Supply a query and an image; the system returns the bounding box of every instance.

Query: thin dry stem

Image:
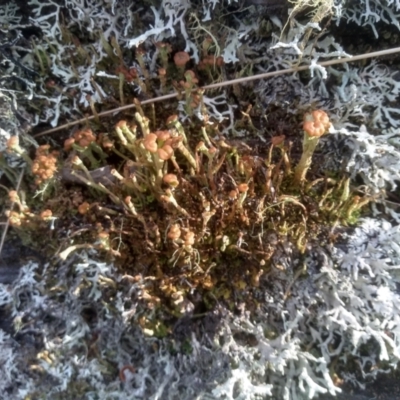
[34,46,400,138]
[0,170,25,258]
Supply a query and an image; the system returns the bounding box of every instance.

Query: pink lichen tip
[303,110,331,138]
[174,51,190,68]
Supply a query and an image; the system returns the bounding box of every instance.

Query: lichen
[1,0,400,399]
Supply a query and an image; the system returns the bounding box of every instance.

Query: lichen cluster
[1,0,400,399]
[5,105,369,326]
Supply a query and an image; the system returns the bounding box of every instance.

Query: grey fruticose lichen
[1,0,400,399]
